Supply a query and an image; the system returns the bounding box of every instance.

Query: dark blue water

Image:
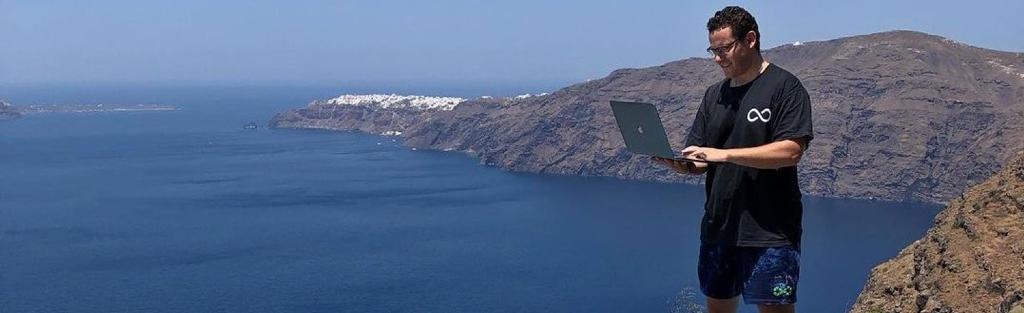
[0,86,940,313]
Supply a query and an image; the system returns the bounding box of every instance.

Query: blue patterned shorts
[697,242,800,304]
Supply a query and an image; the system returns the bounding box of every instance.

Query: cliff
[849,150,1024,312]
[271,30,1024,203]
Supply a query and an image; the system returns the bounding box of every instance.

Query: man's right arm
[651,86,713,175]
[651,156,708,175]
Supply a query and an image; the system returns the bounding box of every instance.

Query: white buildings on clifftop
[325,94,466,111]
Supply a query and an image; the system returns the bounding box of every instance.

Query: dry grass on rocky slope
[850,151,1024,313]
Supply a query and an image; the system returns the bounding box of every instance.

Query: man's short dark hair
[707,6,760,52]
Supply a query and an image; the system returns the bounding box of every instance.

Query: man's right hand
[650,156,705,174]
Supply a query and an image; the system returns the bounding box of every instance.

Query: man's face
[708,27,754,79]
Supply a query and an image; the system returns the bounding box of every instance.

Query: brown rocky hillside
[849,150,1024,313]
[272,30,1024,203]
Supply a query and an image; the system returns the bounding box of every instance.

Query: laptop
[609,100,714,163]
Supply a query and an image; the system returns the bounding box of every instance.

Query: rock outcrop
[271,30,1024,204]
[849,150,1024,313]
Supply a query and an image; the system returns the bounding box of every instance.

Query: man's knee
[757,303,794,313]
[706,296,739,313]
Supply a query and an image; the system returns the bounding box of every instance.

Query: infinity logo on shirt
[747,108,771,122]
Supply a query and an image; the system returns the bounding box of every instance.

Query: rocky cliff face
[271,30,1024,203]
[849,150,1024,313]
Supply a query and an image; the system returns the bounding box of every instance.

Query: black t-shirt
[684,63,813,248]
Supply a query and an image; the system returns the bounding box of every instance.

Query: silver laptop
[609,100,712,163]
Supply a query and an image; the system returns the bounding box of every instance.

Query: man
[651,6,813,313]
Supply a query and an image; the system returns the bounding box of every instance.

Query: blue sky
[2,0,1022,88]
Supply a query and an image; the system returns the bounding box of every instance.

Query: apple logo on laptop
[637,125,644,135]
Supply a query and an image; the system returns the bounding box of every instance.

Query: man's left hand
[680,145,730,163]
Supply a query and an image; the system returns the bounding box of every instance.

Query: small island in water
[19,103,178,113]
[0,100,177,121]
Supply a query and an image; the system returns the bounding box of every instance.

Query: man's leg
[707,296,740,313]
[739,245,800,310]
[757,303,795,313]
[699,243,742,313]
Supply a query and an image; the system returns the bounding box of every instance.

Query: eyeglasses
[706,40,739,57]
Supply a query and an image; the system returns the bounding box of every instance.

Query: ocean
[0,86,940,313]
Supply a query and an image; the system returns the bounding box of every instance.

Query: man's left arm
[680,137,807,169]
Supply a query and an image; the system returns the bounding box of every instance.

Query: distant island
[0,100,19,120]
[0,100,177,121]
[18,103,178,114]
